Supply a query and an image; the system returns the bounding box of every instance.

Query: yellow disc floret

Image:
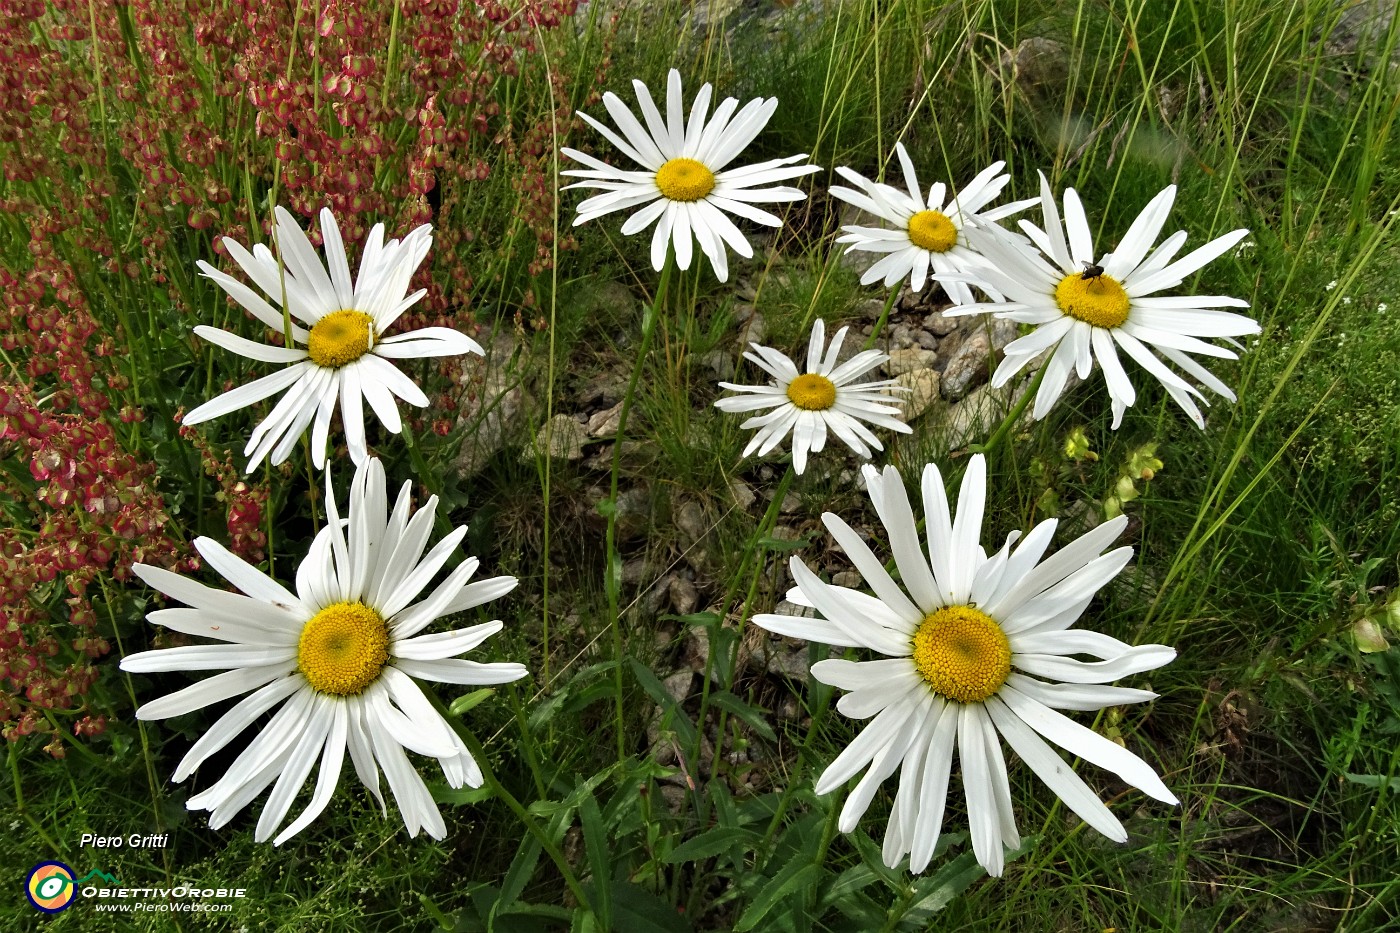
[655,158,716,202]
[1054,272,1131,329]
[786,373,838,411]
[307,310,376,368]
[911,605,1012,704]
[907,210,958,253]
[297,601,390,696]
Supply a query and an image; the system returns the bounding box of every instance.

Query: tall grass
[2,0,1398,930]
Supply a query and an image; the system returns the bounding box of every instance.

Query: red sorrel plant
[0,0,610,756]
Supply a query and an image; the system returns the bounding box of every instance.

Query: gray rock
[925,311,959,336]
[940,383,1012,448]
[675,498,708,547]
[669,576,700,616]
[698,349,737,381]
[525,414,587,460]
[940,330,993,401]
[728,479,756,510]
[687,0,744,30]
[1328,1,1400,66]
[832,571,863,589]
[454,332,526,477]
[735,305,766,348]
[621,558,655,586]
[1000,37,1071,104]
[586,401,623,437]
[887,347,938,376]
[770,599,816,619]
[893,369,941,421]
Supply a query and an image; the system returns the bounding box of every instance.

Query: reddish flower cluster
[179,425,269,564]
[0,384,187,750]
[0,0,614,754]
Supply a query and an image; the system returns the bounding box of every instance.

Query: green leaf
[757,535,810,552]
[709,690,778,742]
[1345,772,1400,790]
[417,892,455,930]
[494,834,542,916]
[663,826,759,864]
[431,784,494,806]
[607,882,692,933]
[579,788,612,931]
[735,860,820,932]
[448,688,496,716]
[628,657,698,748]
[896,851,986,926]
[819,864,881,908]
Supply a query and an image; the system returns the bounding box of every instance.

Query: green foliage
[5,0,1400,931]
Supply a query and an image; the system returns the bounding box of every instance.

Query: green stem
[695,465,794,780]
[425,691,591,912]
[970,362,1047,455]
[9,744,62,856]
[862,287,902,350]
[101,576,174,886]
[604,255,673,764]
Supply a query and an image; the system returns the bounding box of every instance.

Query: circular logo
[26,861,76,913]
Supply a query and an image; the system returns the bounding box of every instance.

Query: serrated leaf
[604,882,692,933]
[735,860,820,932]
[495,834,542,915]
[896,851,985,926]
[628,657,697,748]
[709,690,777,742]
[819,864,881,908]
[663,826,758,864]
[579,788,612,930]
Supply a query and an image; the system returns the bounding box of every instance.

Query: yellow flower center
[786,373,837,411]
[307,310,377,368]
[907,210,958,253]
[297,601,390,696]
[655,157,716,202]
[911,605,1012,704]
[1054,272,1131,329]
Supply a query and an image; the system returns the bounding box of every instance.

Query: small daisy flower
[186,207,483,472]
[561,69,819,282]
[829,143,1036,304]
[121,458,527,844]
[714,320,912,474]
[952,175,1259,428]
[754,456,1178,876]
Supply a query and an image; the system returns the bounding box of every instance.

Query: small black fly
[1080,261,1105,282]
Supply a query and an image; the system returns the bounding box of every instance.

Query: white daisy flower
[950,175,1258,428]
[561,68,819,282]
[120,457,526,844]
[185,206,483,472]
[754,455,1178,877]
[714,319,912,474]
[829,143,1036,304]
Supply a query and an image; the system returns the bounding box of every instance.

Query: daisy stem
[8,744,62,856]
[862,286,902,351]
[426,693,592,913]
[971,363,1048,456]
[604,254,673,764]
[697,464,794,783]
[303,436,320,533]
[98,574,174,885]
